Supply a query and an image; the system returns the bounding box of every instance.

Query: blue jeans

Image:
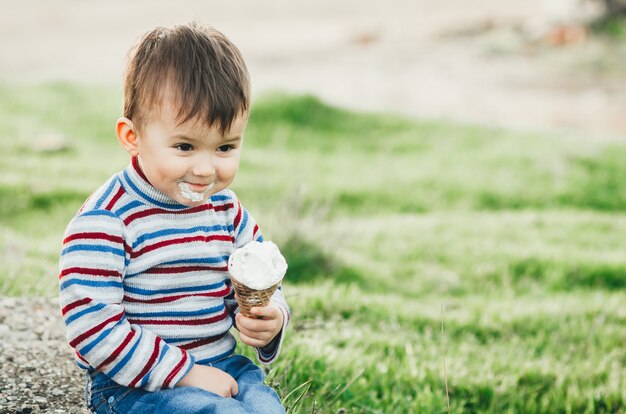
[86,355,285,414]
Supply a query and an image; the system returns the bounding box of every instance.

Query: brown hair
[123,22,250,134]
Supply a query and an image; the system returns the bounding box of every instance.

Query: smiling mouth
[186,182,215,192]
[178,181,215,202]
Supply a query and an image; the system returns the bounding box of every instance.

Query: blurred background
[3,0,626,136]
[1,1,626,413]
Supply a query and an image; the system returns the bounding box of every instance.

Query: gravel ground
[0,297,89,414]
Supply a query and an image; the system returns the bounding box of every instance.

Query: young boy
[58,23,290,413]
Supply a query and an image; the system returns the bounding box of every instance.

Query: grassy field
[0,83,625,413]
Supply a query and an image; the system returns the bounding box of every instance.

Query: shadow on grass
[509,258,626,291]
[281,235,364,287]
[561,147,626,211]
[0,185,86,221]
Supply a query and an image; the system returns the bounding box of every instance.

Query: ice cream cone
[230,277,279,317]
[228,241,287,317]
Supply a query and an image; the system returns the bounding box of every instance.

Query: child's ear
[116,117,140,156]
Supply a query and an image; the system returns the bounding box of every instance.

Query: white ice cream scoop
[228,241,287,290]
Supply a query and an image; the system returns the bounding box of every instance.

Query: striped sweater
[58,157,290,391]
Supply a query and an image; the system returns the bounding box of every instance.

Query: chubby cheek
[156,158,186,180]
[148,165,185,196]
[219,159,240,183]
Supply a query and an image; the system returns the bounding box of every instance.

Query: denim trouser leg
[87,355,285,414]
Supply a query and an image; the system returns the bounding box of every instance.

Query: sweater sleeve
[58,210,194,391]
[227,191,291,363]
[256,286,290,364]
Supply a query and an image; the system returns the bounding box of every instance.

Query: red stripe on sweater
[129,336,161,387]
[132,235,232,258]
[61,297,92,315]
[75,350,89,364]
[179,334,225,351]
[123,205,209,226]
[105,187,126,211]
[69,312,124,348]
[63,232,123,245]
[96,330,136,371]
[127,309,227,326]
[253,224,259,238]
[144,265,228,274]
[132,156,150,183]
[123,286,230,304]
[59,267,121,280]
[213,203,233,212]
[163,351,188,388]
[233,200,242,230]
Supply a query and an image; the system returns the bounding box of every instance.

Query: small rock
[33,396,48,404]
[17,405,38,414]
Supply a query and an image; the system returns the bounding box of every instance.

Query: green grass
[0,83,625,413]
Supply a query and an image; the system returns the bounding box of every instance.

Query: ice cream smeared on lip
[178,181,214,202]
[228,241,287,290]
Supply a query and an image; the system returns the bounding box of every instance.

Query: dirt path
[4,0,626,138]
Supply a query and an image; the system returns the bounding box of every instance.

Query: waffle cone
[231,277,279,317]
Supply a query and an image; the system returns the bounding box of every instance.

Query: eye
[217,144,234,153]
[175,143,193,152]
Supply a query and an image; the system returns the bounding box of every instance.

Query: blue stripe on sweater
[79,317,126,355]
[210,194,230,202]
[125,304,224,318]
[165,337,196,344]
[114,200,143,216]
[94,179,118,209]
[124,281,225,296]
[140,345,168,388]
[237,209,249,237]
[60,279,123,290]
[162,256,230,266]
[81,210,118,219]
[132,225,232,249]
[76,360,90,370]
[195,345,236,365]
[123,170,188,210]
[66,303,107,324]
[61,244,125,257]
[107,329,143,378]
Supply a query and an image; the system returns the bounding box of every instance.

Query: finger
[238,331,268,348]
[250,303,278,317]
[236,314,272,333]
[251,306,284,331]
[231,379,239,397]
[249,304,279,319]
[238,323,273,342]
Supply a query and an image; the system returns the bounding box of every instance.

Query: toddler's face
[134,102,247,206]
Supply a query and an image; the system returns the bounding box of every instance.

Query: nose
[192,155,216,178]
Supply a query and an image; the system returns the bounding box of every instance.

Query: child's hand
[235,300,284,348]
[177,364,238,397]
